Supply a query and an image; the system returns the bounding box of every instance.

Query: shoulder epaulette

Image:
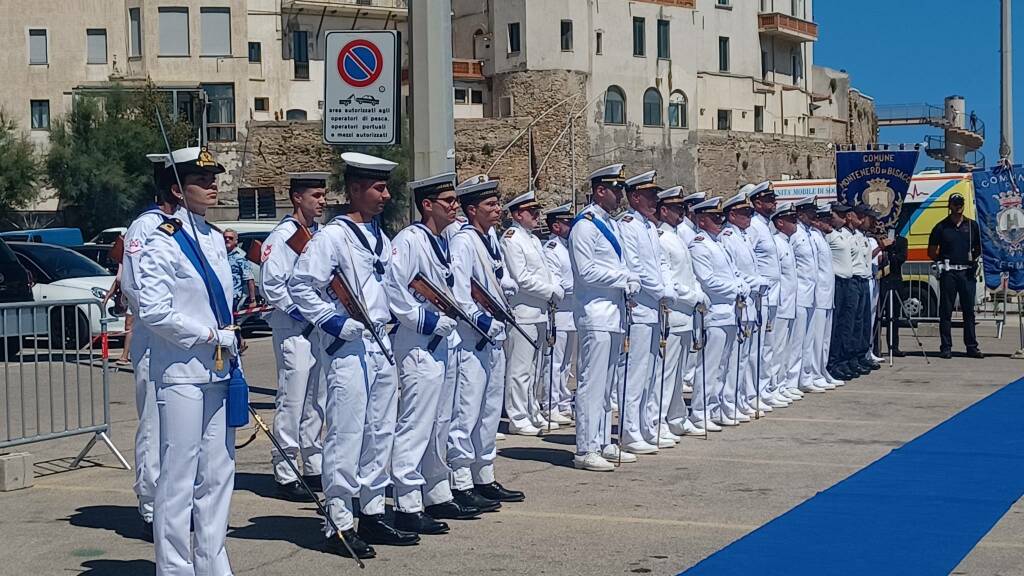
[657,229,664,237]
[546,240,558,249]
[693,235,705,242]
[722,229,733,236]
[584,213,595,221]
[503,228,516,239]
[157,218,182,236]
[620,214,634,223]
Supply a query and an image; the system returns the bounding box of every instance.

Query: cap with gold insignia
[738,183,757,197]
[816,202,833,218]
[657,186,685,205]
[722,190,753,212]
[682,191,706,206]
[771,201,796,220]
[505,190,540,212]
[747,180,775,201]
[409,172,457,202]
[456,174,500,203]
[544,202,575,220]
[589,164,626,189]
[692,197,723,214]
[794,194,818,212]
[831,202,853,214]
[625,170,659,192]
[341,152,397,181]
[288,172,331,191]
[147,146,226,178]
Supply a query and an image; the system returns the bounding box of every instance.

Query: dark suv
[0,237,34,357]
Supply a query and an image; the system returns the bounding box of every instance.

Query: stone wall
[695,130,835,196]
[848,90,878,146]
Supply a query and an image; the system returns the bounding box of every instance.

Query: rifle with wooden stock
[470,278,538,350]
[409,273,494,352]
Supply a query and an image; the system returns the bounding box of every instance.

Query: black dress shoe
[967,349,985,359]
[141,520,153,543]
[474,482,525,503]
[453,488,501,513]
[394,511,449,535]
[325,528,376,559]
[860,360,881,371]
[357,514,420,546]
[277,480,314,502]
[302,474,323,492]
[890,349,906,358]
[830,367,853,381]
[424,499,481,520]
[939,350,953,359]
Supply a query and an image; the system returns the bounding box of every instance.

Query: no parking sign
[324,30,401,146]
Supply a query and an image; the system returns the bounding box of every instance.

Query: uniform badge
[621,215,634,223]
[584,213,595,222]
[197,147,217,167]
[261,243,273,263]
[657,229,664,237]
[126,238,143,255]
[722,229,733,236]
[546,240,557,249]
[693,235,705,242]
[503,228,516,239]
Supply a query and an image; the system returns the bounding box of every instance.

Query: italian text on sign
[324,30,401,146]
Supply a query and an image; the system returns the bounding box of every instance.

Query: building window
[471,90,483,104]
[754,105,764,132]
[791,48,802,83]
[718,36,730,72]
[761,50,768,79]
[560,20,573,52]
[30,100,50,130]
[632,18,645,57]
[202,83,235,141]
[656,20,670,59]
[248,41,261,63]
[595,31,603,55]
[454,88,468,104]
[29,29,47,65]
[293,30,309,79]
[129,8,142,57]
[717,0,731,6]
[668,91,688,128]
[791,0,804,17]
[200,8,231,56]
[604,86,626,125]
[643,88,663,126]
[158,8,190,56]
[507,22,521,54]
[86,29,107,64]
[760,0,769,12]
[254,97,269,112]
[285,109,307,121]
[238,187,276,220]
[717,109,732,130]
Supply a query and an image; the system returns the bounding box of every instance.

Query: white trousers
[270,314,325,484]
[866,278,879,358]
[392,330,452,513]
[769,316,794,393]
[321,335,398,534]
[724,323,757,413]
[647,329,688,440]
[449,343,505,490]
[665,331,693,431]
[806,307,830,383]
[131,341,158,523]
[617,323,657,446]
[504,322,544,429]
[786,307,812,390]
[688,325,736,425]
[757,305,778,398]
[542,328,576,415]
[154,381,234,576]
[822,309,835,377]
[574,329,622,455]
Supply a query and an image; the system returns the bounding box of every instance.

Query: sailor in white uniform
[653,187,707,439]
[770,203,800,404]
[675,191,707,396]
[447,175,526,508]
[541,203,577,424]
[260,173,328,502]
[121,160,178,539]
[289,153,415,559]
[809,204,840,389]
[136,147,237,576]
[501,191,562,435]
[787,196,821,395]
[687,197,746,430]
[569,164,636,471]
[746,182,785,408]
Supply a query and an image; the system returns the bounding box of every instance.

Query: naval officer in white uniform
[809,204,840,389]
[770,203,800,404]
[542,203,577,423]
[746,181,785,408]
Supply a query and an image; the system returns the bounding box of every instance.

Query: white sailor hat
[692,197,724,214]
[341,152,397,181]
[722,190,753,212]
[625,170,658,192]
[816,202,833,217]
[747,180,775,200]
[409,172,457,201]
[657,186,685,205]
[147,146,225,177]
[682,191,706,205]
[505,190,541,212]
[589,164,626,188]
[738,183,757,197]
[771,201,797,220]
[456,174,500,202]
[288,172,331,190]
[544,202,575,219]
[794,194,818,211]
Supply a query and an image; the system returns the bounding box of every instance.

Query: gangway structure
[876,96,986,171]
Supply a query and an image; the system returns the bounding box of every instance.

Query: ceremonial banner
[971,164,1024,290]
[835,149,920,229]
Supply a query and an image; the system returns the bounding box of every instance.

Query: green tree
[46,83,191,236]
[331,116,411,235]
[0,109,41,226]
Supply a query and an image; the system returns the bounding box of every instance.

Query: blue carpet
[679,377,1024,576]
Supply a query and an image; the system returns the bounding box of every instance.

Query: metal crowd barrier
[899,263,1007,337]
[0,299,130,469]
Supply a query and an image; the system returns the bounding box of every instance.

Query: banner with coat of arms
[835,149,920,229]
[971,163,1024,290]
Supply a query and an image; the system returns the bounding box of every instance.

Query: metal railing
[0,300,129,469]
[897,264,1006,337]
[924,135,986,169]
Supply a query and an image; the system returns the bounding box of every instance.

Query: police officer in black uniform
[879,234,908,357]
[927,193,983,359]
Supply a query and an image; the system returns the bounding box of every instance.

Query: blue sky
[815,0,1021,172]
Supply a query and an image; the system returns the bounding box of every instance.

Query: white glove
[500,276,518,298]
[433,316,458,337]
[626,280,641,297]
[339,318,366,341]
[552,285,565,304]
[486,319,506,340]
[214,329,239,358]
[662,285,678,305]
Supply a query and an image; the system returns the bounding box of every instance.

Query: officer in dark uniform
[879,233,908,357]
[927,193,983,359]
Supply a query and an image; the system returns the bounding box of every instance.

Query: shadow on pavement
[79,559,155,575]
[229,515,326,552]
[539,433,576,446]
[499,446,574,468]
[233,472,283,499]
[67,505,150,543]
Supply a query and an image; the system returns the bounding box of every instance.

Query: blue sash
[572,210,622,259]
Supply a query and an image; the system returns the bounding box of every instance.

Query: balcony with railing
[758,12,818,42]
[282,0,408,17]
[452,59,484,81]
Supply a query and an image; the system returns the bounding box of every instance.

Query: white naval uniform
[137,207,235,576]
[386,223,459,513]
[676,218,700,389]
[288,215,397,534]
[543,235,577,416]
[748,213,784,401]
[617,209,669,446]
[568,205,628,455]
[809,227,835,385]
[501,223,560,430]
[720,223,766,415]
[259,216,326,486]
[121,207,168,524]
[448,224,510,491]
[787,223,817,391]
[657,222,706,435]
[771,233,798,393]
[687,228,744,425]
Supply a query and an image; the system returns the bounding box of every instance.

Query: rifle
[108,234,125,264]
[246,238,263,265]
[470,278,539,350]
[409,272,494,352]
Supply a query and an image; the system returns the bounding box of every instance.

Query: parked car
[8,242,125,349]
[0,227,84,246]
[71,244,119,274]
[214,220,278,331]
[87,227,127,245]
[0,238,39,357]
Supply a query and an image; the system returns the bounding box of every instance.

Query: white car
[9,242,125,349]
[87,227,127,245]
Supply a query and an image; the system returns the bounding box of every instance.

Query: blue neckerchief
[171,228,232,328]
[337,215,384,275]
[281,214,319,233]
[572,208,622,259]
[414,222,454,288]
[464,224,504,279]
